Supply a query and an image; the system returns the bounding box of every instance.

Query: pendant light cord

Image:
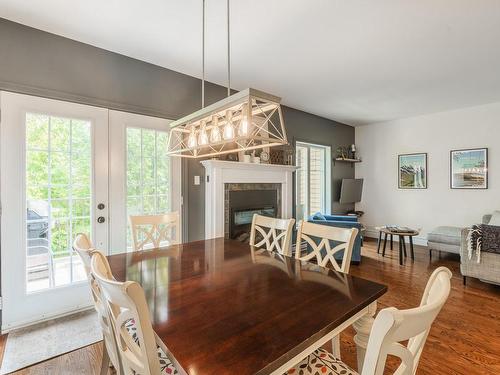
[202,0,230,107]
[227,0,231,97]
[202,0,206,108]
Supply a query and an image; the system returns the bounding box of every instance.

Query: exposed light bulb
[187,126,197,148]
[198,120,209,145]
[210,115,221,143]
[223,110,235,140]
[238,103,250,136]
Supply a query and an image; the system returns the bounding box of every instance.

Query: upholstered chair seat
[125,319,178,375]
[285,348,357,375]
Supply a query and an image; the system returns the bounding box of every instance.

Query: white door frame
[0,91,108,331]
[108,110,181,253]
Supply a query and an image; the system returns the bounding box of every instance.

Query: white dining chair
[294,221,358,357]
[91,252,179,375]
[249,214,295,256]
[295,220,358,273]
[73,233,94,273]
[129,212,180,251]
[72,234,122,375]
[285,266,452,375]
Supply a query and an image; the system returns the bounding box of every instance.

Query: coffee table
[376,226,419,265]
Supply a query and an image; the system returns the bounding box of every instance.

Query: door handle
[97,216,106,224]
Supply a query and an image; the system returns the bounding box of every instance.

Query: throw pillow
[312,212,327,221]
[488,210,500,226]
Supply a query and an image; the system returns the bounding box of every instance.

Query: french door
[0,92,180,330]
[0,92,108,330]
[108,110,181,253]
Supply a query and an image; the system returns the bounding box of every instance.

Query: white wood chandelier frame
[166,88,288,158]
[166,0,288,158]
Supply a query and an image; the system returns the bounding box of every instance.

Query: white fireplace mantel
[201,160,298,239]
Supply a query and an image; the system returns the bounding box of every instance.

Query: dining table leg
[353,301,377,372]
[376,231,382,253]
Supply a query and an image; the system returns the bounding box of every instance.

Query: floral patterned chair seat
[125,319,178,375]
[285,348,357,375]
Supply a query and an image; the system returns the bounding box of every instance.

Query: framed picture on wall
[398,153,427,189]
[450,148,488,189]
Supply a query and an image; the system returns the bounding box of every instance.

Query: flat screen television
[339,178,363,204]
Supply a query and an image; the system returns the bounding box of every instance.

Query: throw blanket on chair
[467,224,500,263]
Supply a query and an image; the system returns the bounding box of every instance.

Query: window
[295,142,331,221]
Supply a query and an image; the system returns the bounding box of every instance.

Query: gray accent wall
[0,18,229,120]
[285,107,355,213]
[186,107,355,241]
[0,18,354,242]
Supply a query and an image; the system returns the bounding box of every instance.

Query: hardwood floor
[2,238,499,374]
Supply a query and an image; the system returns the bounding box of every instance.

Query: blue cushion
[312,212,327,221]
[324,214,358,222]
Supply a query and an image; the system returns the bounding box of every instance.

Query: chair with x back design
[295,220,358,273]
[249,214,295,256]
[129,212,180,252]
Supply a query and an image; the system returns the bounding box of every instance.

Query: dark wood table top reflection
[107,238,387,375]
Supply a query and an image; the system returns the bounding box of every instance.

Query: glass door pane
[26,113,91,292]
[126,127,172,248]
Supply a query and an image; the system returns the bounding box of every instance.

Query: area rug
[1,309,102,374]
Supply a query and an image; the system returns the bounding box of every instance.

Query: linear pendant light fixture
[166,0,288,158]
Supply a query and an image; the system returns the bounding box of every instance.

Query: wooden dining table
[107,238,387,375]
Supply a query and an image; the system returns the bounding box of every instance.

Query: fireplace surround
[225,183,281,240]
[201,160,298,239]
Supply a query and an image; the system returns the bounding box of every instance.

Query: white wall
[355,101,500,244]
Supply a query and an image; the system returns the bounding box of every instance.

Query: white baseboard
[364,229,428,247]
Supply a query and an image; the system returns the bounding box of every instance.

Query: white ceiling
[1,0,500,125]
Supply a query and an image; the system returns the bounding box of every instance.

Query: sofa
[307,213,363,263]
[460,213,500,286]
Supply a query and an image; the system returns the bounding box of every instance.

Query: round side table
[376,227,419,265]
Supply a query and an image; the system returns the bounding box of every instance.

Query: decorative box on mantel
[200,160,298,239]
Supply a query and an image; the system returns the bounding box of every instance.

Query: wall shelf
[333,157,362,167]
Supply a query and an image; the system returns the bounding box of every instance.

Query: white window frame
[295,141,332,220]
